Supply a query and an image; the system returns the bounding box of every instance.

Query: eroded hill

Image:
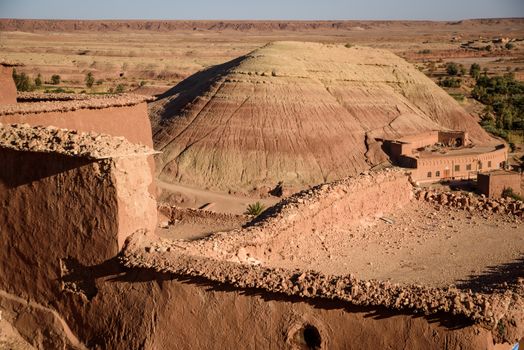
[149,41,494,192]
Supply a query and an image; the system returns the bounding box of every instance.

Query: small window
[466,164,471,171]
[427,171,432,178]
[488,161,492,168]
[454,165,460,172]
[478,162,482,169]
[435,171,440,177]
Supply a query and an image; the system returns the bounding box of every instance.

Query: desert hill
[149,41,494,192]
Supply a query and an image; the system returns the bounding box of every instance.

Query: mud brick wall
[0,66,17,105]
[0,148,156,305]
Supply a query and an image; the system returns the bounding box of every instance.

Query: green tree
[446,62,459,76]
[12,69,34,91]
[85,72,95,88]
[51,74,61,85]
[470,63,481,80]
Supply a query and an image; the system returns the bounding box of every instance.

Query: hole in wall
[302,324,322,349]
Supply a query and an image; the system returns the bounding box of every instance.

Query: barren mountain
[149,41,494,192]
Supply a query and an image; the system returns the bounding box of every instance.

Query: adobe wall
[478,172,522,198]
[0,148,156,306]
[1,102,153,147]
[257,168,413,232]
[412,146,507,183]
[0,65,17,105]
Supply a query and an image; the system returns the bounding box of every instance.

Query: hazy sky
[0,0,523,21]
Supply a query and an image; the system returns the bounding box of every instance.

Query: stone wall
[0,65,17,105]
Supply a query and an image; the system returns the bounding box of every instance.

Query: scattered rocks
[416,189,523,218]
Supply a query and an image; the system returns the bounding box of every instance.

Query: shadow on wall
[456,255,524,293]
[0,149,93,189]
[66,256,474,332]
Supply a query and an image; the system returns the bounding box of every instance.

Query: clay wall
[240,169,413,262]
[478,171,522,198]
[1,102,153,147]
[411,146,507,183]
[0,148,156,305]
[0,65,17,105]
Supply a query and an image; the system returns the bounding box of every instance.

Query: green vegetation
[471,70,524,140]
[34,73,42,87]
[50,74,61,85]
[449,92,465,102]
[85,72,95,88]
[502,187,522,201]
[417,49,431,54]
[12,69,34,91]
[505,42,514,50]
[469,63,481,80]
[439,77,462,88]
[344,43,353,48]
[115,83,126,93]
[44,88,74,93]
[245,202,266,216]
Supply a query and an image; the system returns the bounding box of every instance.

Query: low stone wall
[415,189,524,217]
[252,168,412,232]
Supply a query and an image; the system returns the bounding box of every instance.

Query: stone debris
[415,189,524,217]
[0,123,156,159]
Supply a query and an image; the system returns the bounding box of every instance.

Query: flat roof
[0,123,158,159]
[415,145,504,159]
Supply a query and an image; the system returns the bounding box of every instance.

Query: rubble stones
[0,123,156,159]
[416,189,524,218]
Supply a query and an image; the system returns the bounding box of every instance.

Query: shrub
[96,79,104,85]
[344,43,353,48]
[34,73,42,87]
[505,42,514,50]
[139,80,146,87]
[12,69,34,91]
[245,202,266,216]
[439,77,462,88]
[418,49,431,54]
[85,72,95,88]
[115,83,126,93]
[502,187,522,201]
[51,74,61,85]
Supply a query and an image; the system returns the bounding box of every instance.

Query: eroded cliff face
[150,41,494,192]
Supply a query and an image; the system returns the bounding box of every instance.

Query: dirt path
[156,179,279,215]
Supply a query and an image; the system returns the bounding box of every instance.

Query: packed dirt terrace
[122,168,524,342]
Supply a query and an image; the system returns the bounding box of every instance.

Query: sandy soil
[0,316,35,350]
[156,179,279,214]
[262,200,523,288]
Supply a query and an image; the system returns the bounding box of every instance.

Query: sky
[0,0,523,21]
